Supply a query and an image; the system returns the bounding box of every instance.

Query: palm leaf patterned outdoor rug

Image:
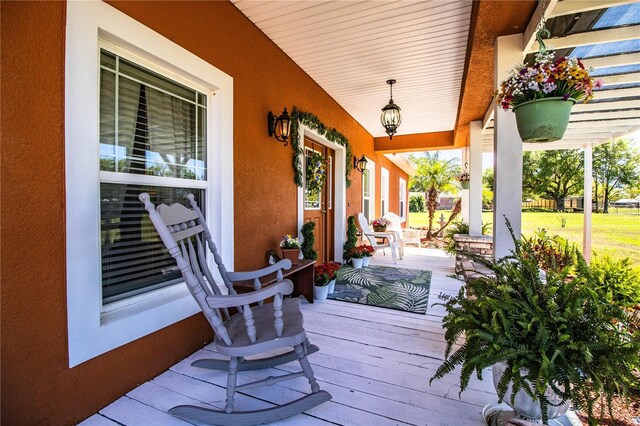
[328,265,432,314]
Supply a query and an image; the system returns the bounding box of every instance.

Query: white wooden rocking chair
[140,193,331,425]
[357,212,400,263]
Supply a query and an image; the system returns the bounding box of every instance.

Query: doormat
[328,265,432,314]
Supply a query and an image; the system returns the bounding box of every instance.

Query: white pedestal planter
[327,279,336,294]
[352,258,364,269]
[313,284,329,301]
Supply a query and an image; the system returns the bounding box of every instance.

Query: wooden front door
[303,138,335,263]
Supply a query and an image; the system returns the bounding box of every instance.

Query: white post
[469,121,483,236]
[461,146,470,224]
[583,143,593,262]
[493,34,523,259]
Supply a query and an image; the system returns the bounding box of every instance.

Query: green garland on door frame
[290,107,353,188]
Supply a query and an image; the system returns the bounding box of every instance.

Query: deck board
[88,250,499,425]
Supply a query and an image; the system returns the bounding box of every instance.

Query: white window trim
[381,167,389,217]
[399,178,407,220]
[362,158,375,220]
[65,0,233,367]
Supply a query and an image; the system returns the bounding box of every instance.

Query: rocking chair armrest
[226,259,292,282]
[205,279,294,308]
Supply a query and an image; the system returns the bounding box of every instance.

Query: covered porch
[81,251,506,425]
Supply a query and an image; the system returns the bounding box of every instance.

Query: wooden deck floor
[80,248,501,426]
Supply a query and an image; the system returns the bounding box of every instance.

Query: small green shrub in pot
[430,220,640,424]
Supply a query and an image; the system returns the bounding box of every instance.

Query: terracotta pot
[281,248,301,264]
[373,225,387,232]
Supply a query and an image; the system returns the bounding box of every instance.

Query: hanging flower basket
[496,50,602,143]
[457,172,470,190]
[513,97,576,143]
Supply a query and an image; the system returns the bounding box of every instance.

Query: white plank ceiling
[232,0,473,138]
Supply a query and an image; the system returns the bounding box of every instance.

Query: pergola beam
[583,52,640,69]
[594,87,640,100]
[529,26,640,53]
[573,98,640,112]
[571,109,640,121]
[550,0,637,18]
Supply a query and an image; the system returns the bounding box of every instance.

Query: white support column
[493,34,524,259]
[461,146,470,224]
[469,121,483,236]
[583,143,593,262]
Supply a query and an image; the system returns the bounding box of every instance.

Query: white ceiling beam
[482,100,495,130]
[529,26,640,53]
[523,0,559,54]
[583,52,640,69]
[549,0,637,18]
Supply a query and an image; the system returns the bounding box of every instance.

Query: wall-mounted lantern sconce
[353,155,368,173]
[268,107,292,146]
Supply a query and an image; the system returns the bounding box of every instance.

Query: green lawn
[409,211,640,264]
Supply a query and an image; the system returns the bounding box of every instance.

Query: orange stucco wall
[0,1,407,424]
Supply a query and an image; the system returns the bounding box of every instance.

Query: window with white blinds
[99,49,207,303]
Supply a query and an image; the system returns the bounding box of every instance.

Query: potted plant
[301,221,317,261]
[348,245,367,269]
[457,171,470,190]
[280,234,301,264]
[430,222,640,424]
[361,245,374,267]
[315,262,341,298]
[343,215,358,263]
[495,50,602,143]
[371,218,391,232]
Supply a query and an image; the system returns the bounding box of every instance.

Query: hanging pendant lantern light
[380,79,401,139]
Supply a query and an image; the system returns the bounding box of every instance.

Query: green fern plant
[343,215,358,261]
[430,219,640,425]
[301,221,317,261]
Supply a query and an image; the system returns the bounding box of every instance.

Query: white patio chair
[357,212,399,263]
[383,212,422,256]
[140,193,331,425]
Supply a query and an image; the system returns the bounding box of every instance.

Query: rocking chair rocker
[140,193,331,425]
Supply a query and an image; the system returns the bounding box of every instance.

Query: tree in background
[593,138,640,213]
[482,168,494,209]
[525,150,583,211]
[409,153,459,238]
[409,194,425,213]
